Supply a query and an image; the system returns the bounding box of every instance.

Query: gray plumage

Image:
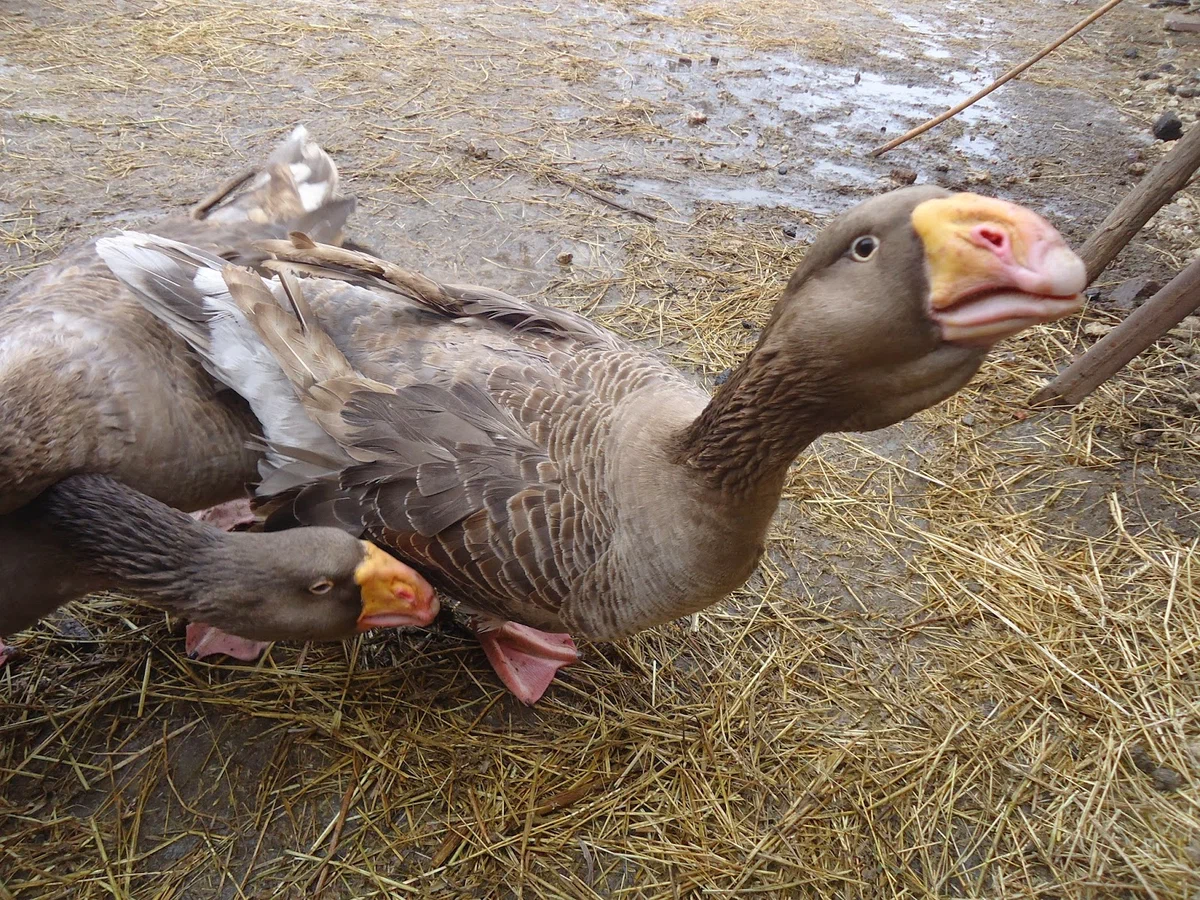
[0,125,354,515]
[0,474,373,642]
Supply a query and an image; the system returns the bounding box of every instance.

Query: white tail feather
[96,231,346,478]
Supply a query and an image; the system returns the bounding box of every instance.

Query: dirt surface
[2,0,1199,898]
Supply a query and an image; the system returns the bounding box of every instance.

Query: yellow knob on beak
[353,542,439,630]
[912,192,1086,346]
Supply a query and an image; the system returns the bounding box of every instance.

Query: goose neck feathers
[0,475,440,642]
[674,187,1086,492]
[28,474,226,604]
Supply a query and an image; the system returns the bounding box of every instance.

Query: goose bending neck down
[0,474,439,656]
[99,186,1086,704]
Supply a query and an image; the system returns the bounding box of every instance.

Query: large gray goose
[0,126,436,662]
[100,186,1087,703]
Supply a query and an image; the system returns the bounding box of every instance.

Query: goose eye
[850,235,879,261]
[308,579,334,595]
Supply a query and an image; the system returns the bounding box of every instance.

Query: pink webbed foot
[470,618,578,705]
[185,623,270,661]
[0,637,19,668]
[190,497,257,531]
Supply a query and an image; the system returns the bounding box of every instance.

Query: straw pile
[1,0,1197,897]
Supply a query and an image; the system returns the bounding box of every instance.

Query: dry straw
[1,0,1197,897]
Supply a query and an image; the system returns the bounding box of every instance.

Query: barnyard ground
[2,0,1199,897]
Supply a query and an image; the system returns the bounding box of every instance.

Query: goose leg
[190,498,258,532]
[0,637,17,668]
[182,498,271,662]
[469,617,578,705]
[185,622,270,661]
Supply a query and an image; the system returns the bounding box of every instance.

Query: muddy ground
[1,0,1199,898]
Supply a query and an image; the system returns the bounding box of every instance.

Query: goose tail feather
[189,125,354,245]
[96,231,347,479]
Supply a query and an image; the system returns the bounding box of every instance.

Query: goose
[0,126,355,516]
[99,186,1087,704]
[0,473,438,661]
[0,125,435,662]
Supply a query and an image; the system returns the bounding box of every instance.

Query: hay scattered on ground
[1,0,1198,897]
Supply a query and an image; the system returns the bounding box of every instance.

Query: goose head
[756,185,1085,434]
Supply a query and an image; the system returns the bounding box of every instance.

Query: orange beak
[353,542,439,631]
[912,193,1086,347]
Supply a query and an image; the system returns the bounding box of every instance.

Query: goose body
[0,127,440,661]
[102,187,1087,703]
[0,126,353,514]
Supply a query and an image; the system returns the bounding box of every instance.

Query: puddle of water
[705,58,1000,164]
[789,63,991,121]
[696,184,789,208]
[810,160,879,185]
[889,10,942,35]
[587,9,1030,220]
[625,174,843,216]
[952,131,999,159]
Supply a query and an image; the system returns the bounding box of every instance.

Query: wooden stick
[189,169,257,220]
[869,0,1126,157]
[1078,123,1200,284]
[1030,254,1200,407]
[548,174,659,222]
[1029,124,1200,406]
[1165,14,1200,34]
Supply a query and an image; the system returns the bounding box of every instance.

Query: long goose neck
[31,475,226,606]
[671,339,833,497]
